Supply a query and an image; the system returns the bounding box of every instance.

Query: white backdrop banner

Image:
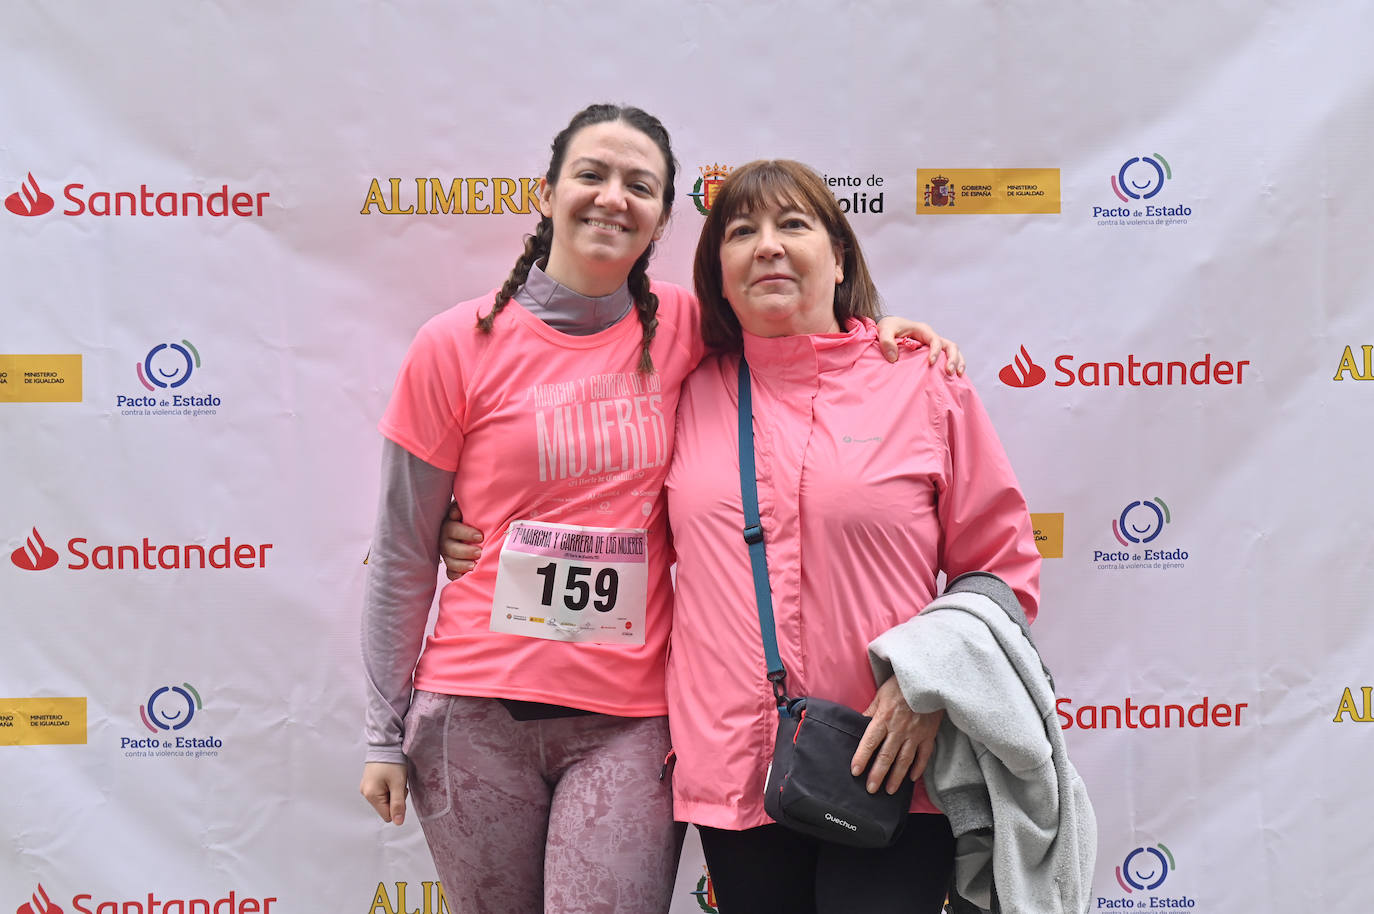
[3,2,1372,912]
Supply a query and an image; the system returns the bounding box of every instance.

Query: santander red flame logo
[11,527,60,571]
[998,345,1047,388]
[17,884,63,914]
[5,173,55,217]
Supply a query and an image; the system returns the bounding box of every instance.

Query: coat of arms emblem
[923,175,955,207]
[692,164,733,215]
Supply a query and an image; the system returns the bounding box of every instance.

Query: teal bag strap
[737,356,792,714]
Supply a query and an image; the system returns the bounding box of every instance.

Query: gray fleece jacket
[868,572,1097,914]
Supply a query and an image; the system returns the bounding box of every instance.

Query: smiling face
[718,202,843,339]
[148,686,195,730]
[1127,853,1160,884]
[538,121,669,297]
[1122,846,1169,890]
[1119,157,1165,199]
[146,344,193,388]
[1120,500,1165,543]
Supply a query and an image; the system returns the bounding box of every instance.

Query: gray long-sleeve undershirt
[361,440,454,764]
[361,266,634,763]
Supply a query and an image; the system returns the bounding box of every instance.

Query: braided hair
[477,104,677,374]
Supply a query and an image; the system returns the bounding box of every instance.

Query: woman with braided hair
[359,104,961,914]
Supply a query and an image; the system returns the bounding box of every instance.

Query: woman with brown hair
[664,160,1040,913]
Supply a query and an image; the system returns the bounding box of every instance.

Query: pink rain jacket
[664,319,1040,829]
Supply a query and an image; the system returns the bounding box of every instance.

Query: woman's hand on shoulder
[360,761,409,825]
[439,502,484,580]
[851,676,945,794]
[875,317,966,375]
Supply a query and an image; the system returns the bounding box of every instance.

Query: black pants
[698,813,955,914]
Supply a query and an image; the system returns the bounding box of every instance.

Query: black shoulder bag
[737,356,914,849]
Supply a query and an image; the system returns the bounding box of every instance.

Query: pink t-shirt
[380,282,703,716]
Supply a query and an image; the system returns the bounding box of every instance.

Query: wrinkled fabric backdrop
[3,2,1371,912]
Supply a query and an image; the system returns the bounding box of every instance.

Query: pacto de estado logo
[1117,842,1173,893]
[16,883,62,914]
[998,345,1250,388]
[4,171,270,218]
[140,683,201,732]
[1096,841,1196,910]
[1112,497,1168,546]
[11,527,60,571]
[137,340,198,390]
[5,173,55,216]
[1111,155,1170,203]
[1094,153,1191,225]
[1095,497,1188,570]
[124,682,221,757]
[9,527,272,572]
[118,339,221,415]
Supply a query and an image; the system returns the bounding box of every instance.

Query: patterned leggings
[402,691,683,914]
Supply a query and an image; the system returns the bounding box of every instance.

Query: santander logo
[1000,344,1251,388]
[999,345,1047,387]
[5,170,270,218]
[8,526,273,571]
[5,173,55,217]
[11,528,60,571]
[17,883,63,914]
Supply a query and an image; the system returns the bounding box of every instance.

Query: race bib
[490,520,648,644]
